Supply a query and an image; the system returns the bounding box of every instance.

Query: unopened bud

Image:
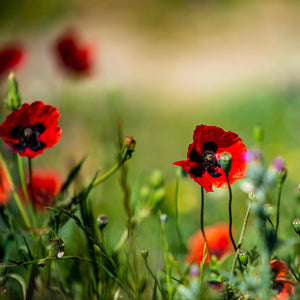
[292,218,300,235]
[263,204,273,218]
[150,170,164,189]
[0,263,7,275]
[248,192,256,201]
[160,214,168,224]
[152,188,166,205]
[238,250,248,266]
[50,238,65,259]
[5,72,21,111]
[278,168,287,185]
[122,136,136,159]
[97,214,109,231]
[141,248,148,259]
[253,125,264,145]
[220,152,232,176]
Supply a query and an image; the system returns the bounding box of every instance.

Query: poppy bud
[253,125,264,145]
[238,250,248,266]
[278,168,287,185]
[0,275,6,286]
[248,192,256,201]
[0,264,7,275]
[97,214,109,231]
[160,214,168,224]
[122,136,136,159]
[263,204,273,218]
[141,248,148,259]
[150,170,164,189]
[152,188,166,205]
[5,72,21,111]
[220,152,232,176]
[140,186,150,199]
[292,218,300,235]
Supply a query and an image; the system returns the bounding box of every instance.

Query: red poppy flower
[270,259,295,300]
[0,101,62,158]
[55,29,95,75]
[0,165,11,205]
[173,125,247,192]
[186,222,234,265]
[20,168,63,211]
[0,45,24,79]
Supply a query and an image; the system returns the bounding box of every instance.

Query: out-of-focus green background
[1,0,299,256]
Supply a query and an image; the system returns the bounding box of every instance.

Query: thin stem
[175,168,187,252]
[17,155,37,227]
[0,152,31,229]
[28,158,35,212]
[200,187,212,258]
[231,201,251,274]
[92,159,125,188]
[275,183,283,238]
[226,176,237,252]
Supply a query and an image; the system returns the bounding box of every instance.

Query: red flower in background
[0,101,62,158]
[173,125,247,192]
[0,165,11,205]
[55,29,95,75]
[270,259,295,300]
[20,169,63,211]
[0,45,24,79]
[186,223,234,265]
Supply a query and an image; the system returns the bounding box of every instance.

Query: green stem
[175,168,187,252]
[17,155,37,227]
[200,187,212,259]
[160,212,173,299]
[92,159,125,188]
[0,152,31,229]
[231,201,251,274]
[226,176,237,252]
[275,183,282,238]
[28,158,35,212]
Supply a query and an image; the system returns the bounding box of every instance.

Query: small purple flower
[243,149,262,163]
[189,264,200,277]
[272,157,285,172]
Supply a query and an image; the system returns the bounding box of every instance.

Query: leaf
[60,155,87,194]
[7,273,26,300]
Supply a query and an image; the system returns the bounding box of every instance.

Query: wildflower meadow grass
[0,5,300,299]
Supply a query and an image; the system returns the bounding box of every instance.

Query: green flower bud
[238,250,248,266]
[0,263,7,276]
[0,275,6,286]
[5,72,21,111]
[220,152,232,176]
[292,218,300,236]
[253,125,264,145]
[141,248,148,259]
[97,214,109,231]
[248,192,256,201]
[150,170,164,189]
[140,185,150,199]
[152,188,166,205]
[278,168,287,185]
[122,136,136,159]
[263,204,273,218]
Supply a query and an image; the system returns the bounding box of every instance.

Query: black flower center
[188,141,221,178]
[272,280,284,294]
[11,123,46,153]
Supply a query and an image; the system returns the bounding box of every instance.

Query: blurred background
[0,0,299,259]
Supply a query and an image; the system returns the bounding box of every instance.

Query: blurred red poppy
[270,259,295,300]
[20,169,63,211]
[0,45,24,79]
[0,101,62,158]
[173,125,247,192]
[55,30,95,76]
[186,222,234,265]
[0,165,11,205]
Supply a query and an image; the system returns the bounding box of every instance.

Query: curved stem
[200,187,212,259]
[226,176,237,252]
[17,155,37,227]
[0,152,31,229]
[231,201,251,274]
[275,183,283,238]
